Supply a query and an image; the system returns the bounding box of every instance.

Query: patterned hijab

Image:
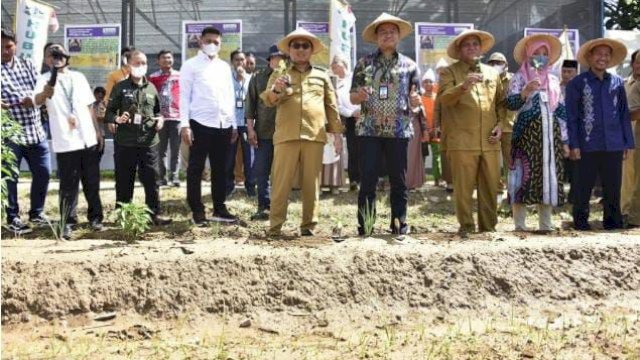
[517,40,560,111]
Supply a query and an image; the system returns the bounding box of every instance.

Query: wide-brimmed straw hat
[513,34,562,65]
[446,29,495,60]
[277,28,326,55]
[362,12,412,44]
[576,38,627,69]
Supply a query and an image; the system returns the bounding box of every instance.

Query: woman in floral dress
[507,34,570,231]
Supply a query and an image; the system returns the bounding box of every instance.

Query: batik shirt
[351,49,424,138]
[565,70,634,152]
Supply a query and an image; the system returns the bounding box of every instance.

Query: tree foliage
[605,0,640,30]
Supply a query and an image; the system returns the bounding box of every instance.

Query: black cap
[562,60,578,69]
[267,44,286,60]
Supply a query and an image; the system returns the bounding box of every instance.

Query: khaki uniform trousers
[269,140,323,233]
[449,150,500,232]
[621,120,636,214]
[627,121,640,225]
[500,132,512,190]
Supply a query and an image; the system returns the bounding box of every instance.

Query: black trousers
[357,137,408,231]
[343,116,360,184]
[114,144,160,215]
[572,151,624,229]
[187,120,232,217]
[57,146,103,223]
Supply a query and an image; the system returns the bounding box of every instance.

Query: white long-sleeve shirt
[180,51,236,129]
[336,74,360,117]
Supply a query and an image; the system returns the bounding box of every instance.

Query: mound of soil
[2,234,639,324]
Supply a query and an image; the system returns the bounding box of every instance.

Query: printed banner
[15,0,54,69]
[296,21,331,68]
[64,24,121,88]
[329,0,357,70]
[182,20,242,64]
[605,29,640,77]
[414,23,474,77]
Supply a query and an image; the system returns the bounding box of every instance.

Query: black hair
[632,49,639,65]
[93,86,106,95]
[157,49,173,59]
[121,46,136,62]
[246,52,256,59]
[230,48,245,62]
[121,46,134,55]
[201,27,221,37]
[1,28,16,42]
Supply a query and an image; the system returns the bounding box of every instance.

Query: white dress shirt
[35,70,97,153]
[180,51,236,129]
[336,74,360,117]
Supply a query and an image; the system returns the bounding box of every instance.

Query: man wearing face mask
[487,52,516,194]
[105,50,171,226]
[180,27,238,225]
[34,44,104,239]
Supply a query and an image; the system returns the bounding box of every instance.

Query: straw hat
[576,38,627,69]
[362,12,412,44]
[513,34,562,65]
[446,29,495,60]
[277,28,326,55]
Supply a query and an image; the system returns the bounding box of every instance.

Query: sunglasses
[291,42,311,50]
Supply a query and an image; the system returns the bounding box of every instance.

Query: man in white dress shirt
[180,27,239,225]
[34,44,104,239]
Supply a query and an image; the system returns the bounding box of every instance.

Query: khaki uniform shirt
[438,61,505,151]
[498,72,517,133]
[625,76,640,148]
[261,64,344,145]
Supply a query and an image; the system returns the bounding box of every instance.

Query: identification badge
[133,113,142,125]
[236,99,244,109]
[539,91,548,103]
[379,84,389,100]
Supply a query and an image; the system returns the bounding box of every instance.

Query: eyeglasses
[291,42,311,50]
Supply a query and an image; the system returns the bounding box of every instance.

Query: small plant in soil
[113,202,153,242]
[359,199,375,236]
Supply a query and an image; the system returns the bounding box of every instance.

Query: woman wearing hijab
[507,34,569,232]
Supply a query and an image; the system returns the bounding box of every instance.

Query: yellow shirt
[104,67,130,102]
[261,64,344,145]
[438,61,505,151]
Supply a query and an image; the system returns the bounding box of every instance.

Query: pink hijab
[517,40,560,111]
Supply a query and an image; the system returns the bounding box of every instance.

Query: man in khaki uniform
[438,30,505,235]
[261,28,344,236]
[487,52,516,192]
[624,49,640,227]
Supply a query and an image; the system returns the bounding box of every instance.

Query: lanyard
[234,78,245,100]
[58,74,75,114]
[377,56,396,83]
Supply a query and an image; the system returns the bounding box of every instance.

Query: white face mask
[493,64,506,74]
[203,43,220,56]
[130,65,147,78]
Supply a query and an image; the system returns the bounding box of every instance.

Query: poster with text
[414,23,474,77]
[64,24,121,89]
[182,20,242,64]
[296,21,330,69]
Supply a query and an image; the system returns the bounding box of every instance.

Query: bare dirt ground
[2,180,640,359]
